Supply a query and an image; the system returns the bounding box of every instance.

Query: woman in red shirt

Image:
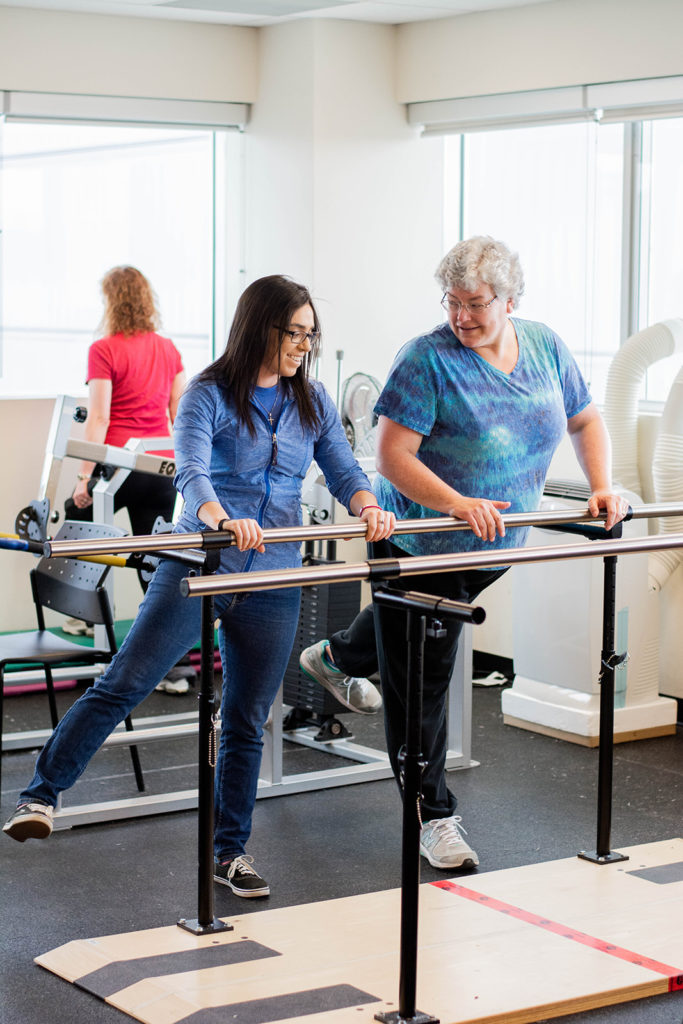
[69,265,186,533]
[66,267,191,689]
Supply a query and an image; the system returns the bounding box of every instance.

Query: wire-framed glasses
[440,293,498,315]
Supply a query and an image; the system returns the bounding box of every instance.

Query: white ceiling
[0,0,558,27]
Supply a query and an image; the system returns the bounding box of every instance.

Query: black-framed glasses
[441,293,497,315]
[275,326,321,345]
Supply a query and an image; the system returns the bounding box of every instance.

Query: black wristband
[217,518,230,532]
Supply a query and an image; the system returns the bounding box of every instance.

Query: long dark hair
[199,275,322,434]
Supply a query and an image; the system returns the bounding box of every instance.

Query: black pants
[330,538,507,821]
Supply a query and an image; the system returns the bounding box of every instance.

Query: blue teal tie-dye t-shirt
[374,317,591,556]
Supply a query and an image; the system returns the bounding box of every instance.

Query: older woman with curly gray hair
[300,235,629,874]
[435,233,525,308]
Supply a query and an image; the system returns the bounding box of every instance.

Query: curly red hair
[100,266,160,337]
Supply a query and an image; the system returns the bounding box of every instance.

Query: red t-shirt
[87,332,184,447]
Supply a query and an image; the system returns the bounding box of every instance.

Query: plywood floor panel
[37,839,683,1024]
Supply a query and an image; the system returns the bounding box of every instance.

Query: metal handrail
[180,530,683,598]
[41,501,683,560]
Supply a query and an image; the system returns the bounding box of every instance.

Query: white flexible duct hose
[650,352,683,591]
[603,320,683,496]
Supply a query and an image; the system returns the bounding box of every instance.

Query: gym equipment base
[36,838,683,1024]
[45,625,475,832]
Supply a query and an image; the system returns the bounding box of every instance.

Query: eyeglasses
[441,294,497,315]
[275,327,321,346]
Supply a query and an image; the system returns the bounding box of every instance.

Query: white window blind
[409,75,683,136]
[1,91,249,131]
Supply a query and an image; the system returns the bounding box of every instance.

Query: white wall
[0,5,258,100]
[245,20,444,395]
[0,400,56,633]
[396,0,683,103]
[243,21,317,290]
[311,21,444,389]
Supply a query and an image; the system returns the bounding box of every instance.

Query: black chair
[0,520,144,797]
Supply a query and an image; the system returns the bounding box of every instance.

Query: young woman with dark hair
[4,275,396,897]
[198,275,322,434]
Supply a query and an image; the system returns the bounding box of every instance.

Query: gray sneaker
[3,802,54,842]
[419,815,479,870]
[299,640,382,714]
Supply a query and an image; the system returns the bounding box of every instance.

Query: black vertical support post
[398,608,425,1019]
[596,554,619,859]
[373,586,482,1024]
[578,546,629,866]
[375,598,439,1024]
[178,557,233,934]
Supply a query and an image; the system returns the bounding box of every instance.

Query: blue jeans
[20,558,301,860]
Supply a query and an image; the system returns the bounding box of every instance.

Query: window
[431,79,683,406]
[0,120,243,396]
[446,122,624,403]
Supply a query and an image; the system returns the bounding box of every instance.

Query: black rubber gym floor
[1,678,682,1024]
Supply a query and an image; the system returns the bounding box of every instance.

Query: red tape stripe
[433,879,683,992]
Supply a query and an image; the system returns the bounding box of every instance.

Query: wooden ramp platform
[37,839,683,1024]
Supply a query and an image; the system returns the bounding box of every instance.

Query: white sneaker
[155,664,195,695]
[299,640,382,714]
[156,677,190,694]
[419,815,479,869]
[62,617,94,637]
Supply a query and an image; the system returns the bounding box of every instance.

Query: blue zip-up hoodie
[173,377,371,574]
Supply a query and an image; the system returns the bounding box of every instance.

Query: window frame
[0,91,248,395]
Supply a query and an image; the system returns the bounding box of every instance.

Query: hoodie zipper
[241,394,287,575]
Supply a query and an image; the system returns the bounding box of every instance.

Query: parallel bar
[181,531,683,597]
[41,502,683,559]
[0,535,202,571]
[45,533,208,558]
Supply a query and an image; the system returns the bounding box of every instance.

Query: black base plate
[177,916,234,935]
[577,849,630,865]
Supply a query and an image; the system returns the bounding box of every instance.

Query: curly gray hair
[435,236,525,309]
